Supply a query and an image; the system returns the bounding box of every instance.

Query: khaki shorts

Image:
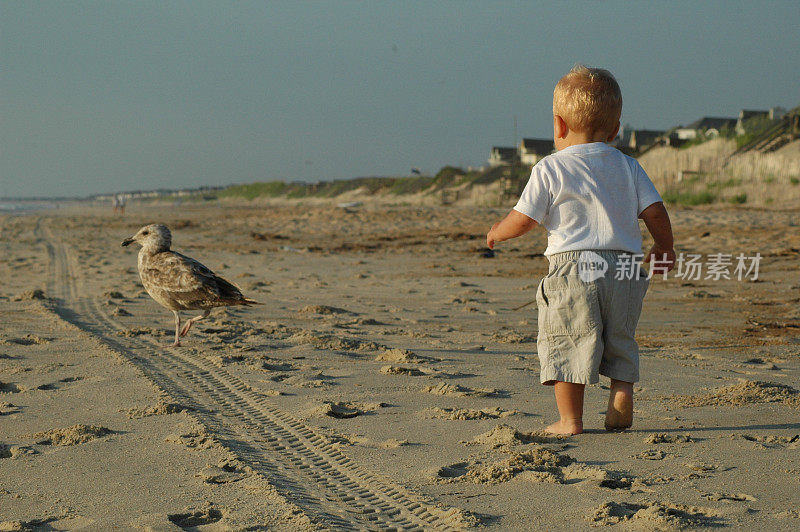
[536,250,648,385]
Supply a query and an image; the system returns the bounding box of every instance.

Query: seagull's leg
[173,311,182,347]
[180,309,210,337]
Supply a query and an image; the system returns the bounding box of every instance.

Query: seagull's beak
[121,237,134,247]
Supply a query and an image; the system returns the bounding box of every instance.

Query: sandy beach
[1,200,799,531]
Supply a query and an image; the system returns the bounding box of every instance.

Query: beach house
[518,138,554,165]
[488,146,519,167]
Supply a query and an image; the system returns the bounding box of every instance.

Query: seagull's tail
[243,297,262,305]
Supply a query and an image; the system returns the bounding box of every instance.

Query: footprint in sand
[380,365,427,376]
[196,460,250,484]
[424,381,507,398]
[32,424,112,446]
[276,372,336,388]
[436,462,468,479]
[165,427,219,450]
[0,401,20,416]
[737,433,799,448]
[35,376,84,392]
[333,434,411,449]
[103,291,128,300]
[436,446,574,485]
[116,327,167,338]
[644,433,694,444]
[289,330,381,353]
[464,424,557,447]
[11,289,47,301]
[671,380,800,407]
[4,335,49,346]
[490,330,535,344]
[127,402,188,419]
[703,492,757,502]
[315,401,386,419]
[634,449,668,460]
[261,361,297,372]
[0,516,72,531]
[587,501,725,529]
[0,381,23,393]
[438,424,640,488]
[297,304,357,316]
[0,443,37,458]
[168,504,224,529]
[427,407,519,421]
[375,348,435,363]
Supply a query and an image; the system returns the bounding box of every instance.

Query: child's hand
[643,244,676,273]
[486,211,537,250]
[486,222,501,249]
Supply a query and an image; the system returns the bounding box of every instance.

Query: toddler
[486,65,676,435]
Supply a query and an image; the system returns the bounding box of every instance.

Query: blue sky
[2,1,798,198]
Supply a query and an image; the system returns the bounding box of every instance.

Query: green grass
[662,190,717,206]
[707,177,741,189]
[389,176,435,195]
[790,177,799,186]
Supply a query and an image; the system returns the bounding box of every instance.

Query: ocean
[0,201,58,214]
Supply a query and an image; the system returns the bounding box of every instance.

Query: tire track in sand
[38,219,468,531]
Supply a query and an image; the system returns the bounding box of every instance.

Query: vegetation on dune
[201,136,798,207]
[389,176,435,195]
[215,175,438,200]
[735,115,777,149]
[662,190,717,206]
[217,181,289,200]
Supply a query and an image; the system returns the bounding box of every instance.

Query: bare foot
[605,380,633,431]
[545,419,583,435]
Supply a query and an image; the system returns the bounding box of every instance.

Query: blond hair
[553,64,622,135]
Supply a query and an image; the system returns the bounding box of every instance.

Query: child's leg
[604,379,633,431]
[545,381,585,435]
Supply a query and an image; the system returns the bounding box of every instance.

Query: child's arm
[639,201,676,271]
[486,210,537,249]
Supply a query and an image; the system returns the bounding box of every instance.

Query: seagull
[121,224,259,346]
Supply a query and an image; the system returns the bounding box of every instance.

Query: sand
[1,200,799,530]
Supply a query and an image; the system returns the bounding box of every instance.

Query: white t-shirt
[513,142,662,256]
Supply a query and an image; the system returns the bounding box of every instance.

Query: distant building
[674,117,737,140]
[518,138,554,165]
[660,130,689,148]
[488,146,519,167]
[612,126,663,154]
[617,129,664,154]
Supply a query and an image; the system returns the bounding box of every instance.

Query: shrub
[728,193,747,204]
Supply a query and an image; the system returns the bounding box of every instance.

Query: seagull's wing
[143,251,249,308]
